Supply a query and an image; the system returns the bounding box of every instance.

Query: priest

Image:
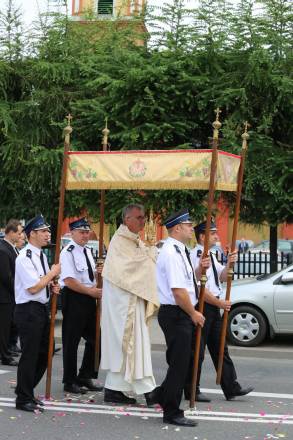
[101,204,160,406]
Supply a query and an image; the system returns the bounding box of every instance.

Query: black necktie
[185,246,199,300]
[210,253,220,289]
[84,248,94,282]
[40,251,50,299]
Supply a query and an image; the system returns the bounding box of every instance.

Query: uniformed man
[156,209,205,427]
[60,217,103,394]
[190,220,254,401]
[14,215,61,412]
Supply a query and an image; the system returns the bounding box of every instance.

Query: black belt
[160,304,180,308]
[160,304,197,308]
[16,301,47,308]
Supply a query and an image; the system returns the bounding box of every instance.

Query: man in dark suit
[0,219,23,366]
[8,231,26,355]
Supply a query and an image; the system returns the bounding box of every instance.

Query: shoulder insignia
[67,245,75,252]
[197,249,202,257]
[174,244,181,254]
[26,249,32,259]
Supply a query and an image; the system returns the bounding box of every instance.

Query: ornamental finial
[212,107,222,140]
[241,121,250,149]
[64,114,73,144]
[102,117,110,150]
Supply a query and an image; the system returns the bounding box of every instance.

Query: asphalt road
[0,343,293,440]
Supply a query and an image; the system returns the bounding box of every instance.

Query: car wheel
[227,305,267,347]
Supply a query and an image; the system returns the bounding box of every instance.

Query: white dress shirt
[190,244,225,297]
[156,237,198,306]
[15,243,50,304]
[60,240,96,288]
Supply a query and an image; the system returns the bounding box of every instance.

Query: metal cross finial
[66,114,73,126]
[212,107,222,138]
[244,121,250,133]
[102,117,110,150]
[215,108,222,121]
[241,121,250,147]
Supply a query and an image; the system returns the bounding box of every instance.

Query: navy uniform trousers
[157,305,203,419]
[192,302,238,396]
[14,301,49,404]
[62,287,98,384]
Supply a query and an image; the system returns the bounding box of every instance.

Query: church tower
[72,1,146,19]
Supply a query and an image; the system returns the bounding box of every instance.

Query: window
[97,0,113,15]
[74,0,80,14]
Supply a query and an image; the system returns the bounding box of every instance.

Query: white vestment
[101,224,159,395]
[101,280,156,394]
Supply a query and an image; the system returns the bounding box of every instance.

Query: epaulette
[26,249,32,259]
[67,245,75,252]
[174,244,181,254]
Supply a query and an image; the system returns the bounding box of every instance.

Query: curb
[54,339,293,360]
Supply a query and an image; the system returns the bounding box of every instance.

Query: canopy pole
[45,114,72,399]
[216,122,249,384]
[189,109,221,409]
[95,119,109,371]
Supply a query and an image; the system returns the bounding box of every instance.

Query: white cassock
[101,224,159,395]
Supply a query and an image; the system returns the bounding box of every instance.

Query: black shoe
[145,386,161,407]
[9,344,21,354]
[225,386,254,401]
[195,392,211,403]
[64,383,88,394]
[16,402,44,413]
[33,398,44,407]
[2,357,18,366]
[104,388,137,404]
[76,378,103,392]
[163,415,198,427]
[184,388,210,402]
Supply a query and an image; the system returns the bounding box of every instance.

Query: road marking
[0,398,292,425]
[201,388,293,400]
[0,370,10,375]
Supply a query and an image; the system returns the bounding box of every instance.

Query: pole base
[185,408,198,416]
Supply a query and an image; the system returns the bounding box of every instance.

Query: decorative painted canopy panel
[66,149,241,191]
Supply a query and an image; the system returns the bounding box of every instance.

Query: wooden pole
[216,122,249,385]
[189,109,221,409]
[94,119,109,371]
[45,114,72,399]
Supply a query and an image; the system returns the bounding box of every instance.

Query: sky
[2,1,200,26]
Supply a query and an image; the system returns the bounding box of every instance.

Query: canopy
[66,149,241,191]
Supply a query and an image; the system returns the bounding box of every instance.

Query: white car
[224,264,293,346]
